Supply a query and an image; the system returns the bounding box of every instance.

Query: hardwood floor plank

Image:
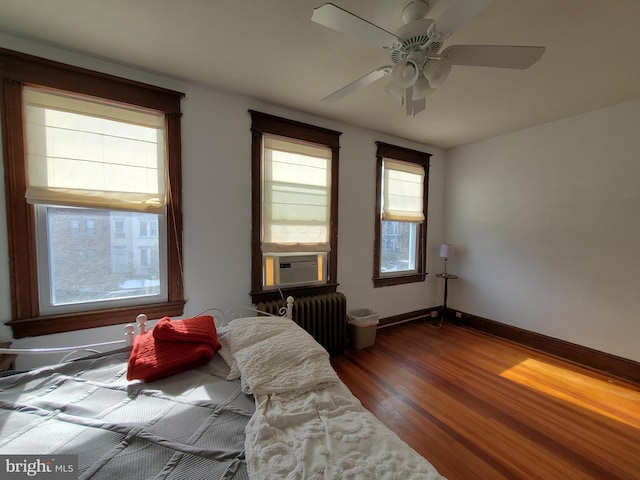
[332,322,640,480]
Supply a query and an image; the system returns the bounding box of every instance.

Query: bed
[0,298,445,479]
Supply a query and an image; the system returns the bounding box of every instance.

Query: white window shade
[23,87,166,213]
[262,134,331,252]
[382,158,425,222]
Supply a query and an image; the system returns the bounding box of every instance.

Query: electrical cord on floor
[427,312,444,329]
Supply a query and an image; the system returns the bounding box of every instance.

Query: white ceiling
[0,0,639,149]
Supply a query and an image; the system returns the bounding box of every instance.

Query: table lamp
[439,243,454,274]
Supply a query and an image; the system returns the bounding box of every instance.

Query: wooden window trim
[249,110,341,304]
[373,141,431,288]
[0,48,185,338]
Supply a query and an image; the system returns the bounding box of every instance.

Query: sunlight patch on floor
[500,357,640,429]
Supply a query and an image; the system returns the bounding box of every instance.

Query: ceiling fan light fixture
[423,59,452,87]
[401,0,430,24]
[391,59,419,88]
[412,75,435,100]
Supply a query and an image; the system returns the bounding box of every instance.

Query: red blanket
[153,316,221,350]
[127,315,220,382]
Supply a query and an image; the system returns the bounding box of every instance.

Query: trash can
[347,308,379,349]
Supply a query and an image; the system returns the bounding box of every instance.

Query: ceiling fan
[311,0,545,115]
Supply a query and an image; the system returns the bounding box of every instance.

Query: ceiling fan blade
[312,3,400,49]
[434,0,494,38]
[442,45,546,69]
[321,66,392,103]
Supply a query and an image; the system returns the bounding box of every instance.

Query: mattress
[0,350,254,479]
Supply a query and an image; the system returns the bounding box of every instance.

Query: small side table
[435,273,458,321]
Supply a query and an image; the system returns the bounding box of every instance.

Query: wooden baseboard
[449,309,640,385]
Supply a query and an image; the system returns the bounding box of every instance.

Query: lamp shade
[423,59,452,87]
[412,75,436,101]
[392,59,419,88]
[439,243,454,258]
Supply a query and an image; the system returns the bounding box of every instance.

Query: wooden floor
[331,321,640,480]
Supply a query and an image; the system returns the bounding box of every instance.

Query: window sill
[373,273,427,288]
[6,301,186,339]
[251,283,338,304]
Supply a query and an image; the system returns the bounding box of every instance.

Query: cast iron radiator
[256,292,347,352]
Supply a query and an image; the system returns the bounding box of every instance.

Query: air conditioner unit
[264,253,326,288]
[277,254,320,286]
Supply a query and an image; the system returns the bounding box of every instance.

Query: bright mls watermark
[1,455,77,479]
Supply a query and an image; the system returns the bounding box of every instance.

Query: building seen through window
[380,221,417,273]
[44,208,161,306]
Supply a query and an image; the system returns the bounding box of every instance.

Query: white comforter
[220,316,446,480]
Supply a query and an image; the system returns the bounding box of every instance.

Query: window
[114,218,125,238]
[250,111,341,303]
[0,48,185,338]
[69,219,80,237]
[373,142,430,287]
[140,248,150,268]
[85,219,96,236]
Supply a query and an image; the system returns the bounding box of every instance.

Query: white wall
[446,98,640,363]
[0,34,446,369]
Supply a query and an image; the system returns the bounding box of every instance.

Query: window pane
[380,221,417,274]
[40,206,164,309]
